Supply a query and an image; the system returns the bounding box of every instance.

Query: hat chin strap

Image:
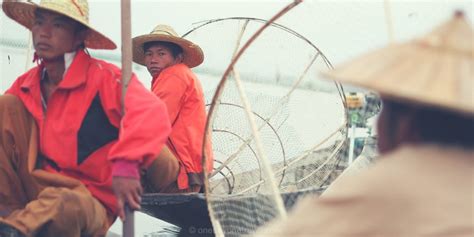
[33,52,41,64]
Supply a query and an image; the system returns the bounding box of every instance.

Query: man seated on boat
[0,1,179,236]
[133,24,214,193]
[254,11,473,236]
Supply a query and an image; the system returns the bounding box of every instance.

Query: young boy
[133,24,213,193]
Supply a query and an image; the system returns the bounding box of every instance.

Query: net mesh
[183,16,352,236]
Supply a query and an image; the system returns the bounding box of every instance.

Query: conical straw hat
[2,0,116,50]
[322,11,473,115]
[133,24,204,68]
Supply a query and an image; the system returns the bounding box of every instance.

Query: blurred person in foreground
[133,24,213,193]
[255,11,473,237]
[0,0,178,236]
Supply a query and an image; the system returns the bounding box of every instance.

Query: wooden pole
[384,0,395,43]
[120,0,134,237]
[121,0,132,111]
[123,205,134,237]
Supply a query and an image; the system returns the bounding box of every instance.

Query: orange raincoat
[151,63,213,189]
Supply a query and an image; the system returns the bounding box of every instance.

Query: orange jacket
[151,63,213,189]
[7,50,171,215]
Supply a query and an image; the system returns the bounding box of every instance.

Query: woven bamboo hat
[133,24,204,68]
[2,0,116,50]
[322,11,473,115]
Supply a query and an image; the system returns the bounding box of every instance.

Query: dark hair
[74,23,87,49]
[143,41,183,58]
[73,22,87,33]
[383,99,474,148]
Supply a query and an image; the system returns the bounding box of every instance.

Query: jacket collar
[151,63,185,86]
[58,49,90,89]
[20,49,91,91]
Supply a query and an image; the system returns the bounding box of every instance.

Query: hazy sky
[2,0,472,63]
[88,0,473,64]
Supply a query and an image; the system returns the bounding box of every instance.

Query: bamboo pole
[384,0,395,43]
[121,0,132,111]
[120,0,134,237]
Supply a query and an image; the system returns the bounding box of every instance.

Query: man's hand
[112,176,143,221]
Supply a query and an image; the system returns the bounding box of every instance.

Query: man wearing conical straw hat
[0,1,179,236]
[133,24,213,193]
[255,11,473,236]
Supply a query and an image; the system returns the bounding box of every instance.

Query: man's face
[144,44,181,78]
[32,9,85,61]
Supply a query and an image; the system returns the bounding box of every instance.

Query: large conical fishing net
[182,2,350,235]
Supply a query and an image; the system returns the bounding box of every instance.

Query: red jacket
[151,63,213,189]
[6,50,171,215]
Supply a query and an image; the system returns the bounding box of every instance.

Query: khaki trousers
[0,95,110,237]
[144,149,200,193]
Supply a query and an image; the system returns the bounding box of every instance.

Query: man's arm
[102,72,171,219]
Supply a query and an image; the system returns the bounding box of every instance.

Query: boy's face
[144,44,182,78]
[32,9,86,61]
